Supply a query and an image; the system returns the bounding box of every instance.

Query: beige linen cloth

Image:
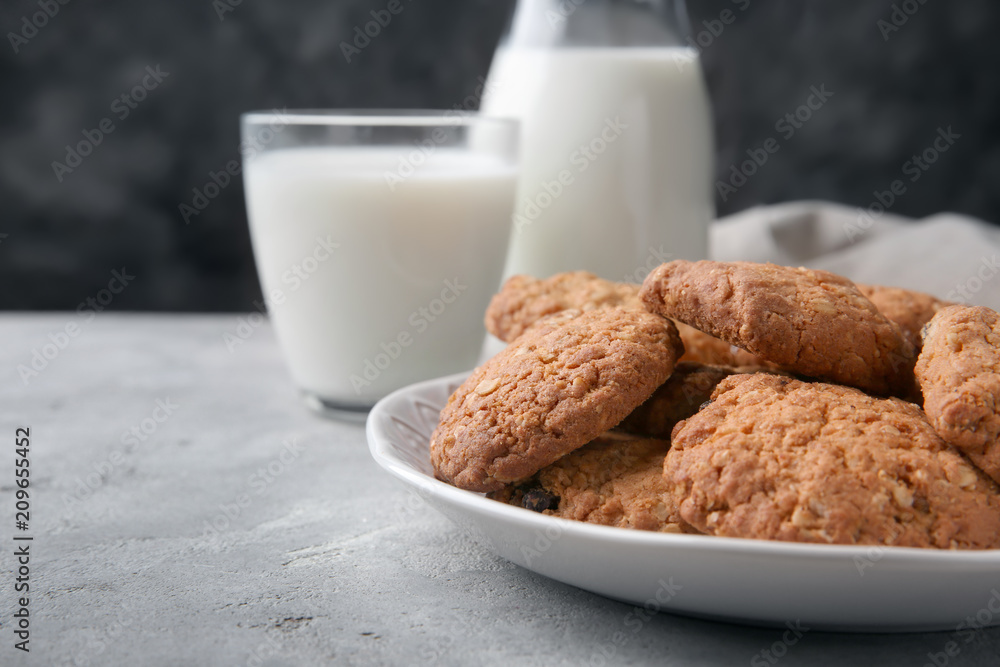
[711,201,1000,311]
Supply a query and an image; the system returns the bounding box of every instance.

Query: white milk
[482,47,714,282]
[244,147,516,405]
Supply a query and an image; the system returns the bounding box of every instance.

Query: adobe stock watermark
[51,65,170,182]
[7,0,72,54]
[201,436,305,538]
[389,468,499,555]
[223,236,340,352]
[389,469,499,557]
[843,125,960,242]
[853,520,908,576]
[750,621,809,666]
[518,521,566,568]
[513,115,629,234]
[919,588,1000,667]
[61,398,180,510]
[878,0,932,41]
[63,598,137,667]
[340,0,415,63]
[716,85,833,203]
[213,0,244,21]
[350,278,467,394]
[382,78,501,191]
[17,267,135,386]
[684,0,751,58]
[385,414,441,521]
[244,636,283,667]
[418,610,479,663]
[945,254,1000,305]
[587,577,684,667]
[544,0,589,27]
[623,246,673,284]
[179,107,289,225]
[393,482,435,524]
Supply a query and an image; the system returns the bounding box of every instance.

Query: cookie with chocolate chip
[488,434,693,533]
[431,308,684,492]
[916,305,1000,485]
[665,373,1000,548]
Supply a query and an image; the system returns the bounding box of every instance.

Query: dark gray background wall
[2,0,997,311]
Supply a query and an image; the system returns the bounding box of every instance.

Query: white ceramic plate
[367,372,1000,632]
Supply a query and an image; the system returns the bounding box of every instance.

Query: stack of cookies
[429,261,1000,549]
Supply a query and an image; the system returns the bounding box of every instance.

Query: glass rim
[240,108,519,128]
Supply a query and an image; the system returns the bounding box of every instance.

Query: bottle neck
[502,0,691,49]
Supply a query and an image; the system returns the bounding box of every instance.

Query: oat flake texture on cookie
[430,308,683,493]
[916,305,1000,485]
[485,270,766,367]
[484,271,642,343]
[640,260,917,396]
[665,373,1000,549]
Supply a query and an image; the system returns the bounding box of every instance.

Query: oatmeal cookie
[485,272,642,343]
[664,373,1000,548]
[616,362,738,439]
[858,284,955,349]
[640,260,916,396]
[431,308,684,492]
[915,305,1000,484]
[485,271,763,366]
[675,322,765,367]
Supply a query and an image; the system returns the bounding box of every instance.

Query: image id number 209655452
[13,427,32,653]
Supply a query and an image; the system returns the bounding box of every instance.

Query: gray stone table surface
[2,313,1000,667]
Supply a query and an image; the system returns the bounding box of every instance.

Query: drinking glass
[241,110,519,418]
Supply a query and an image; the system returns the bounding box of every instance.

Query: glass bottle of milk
[482,0,714,283]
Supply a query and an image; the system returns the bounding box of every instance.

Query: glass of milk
[241,111,519,418]
[481,0,714,283]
